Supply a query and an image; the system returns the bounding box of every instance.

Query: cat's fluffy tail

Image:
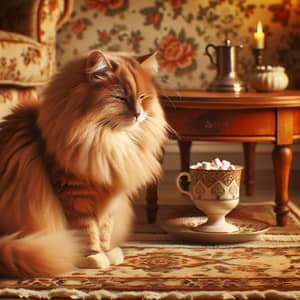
[0,231,82,278]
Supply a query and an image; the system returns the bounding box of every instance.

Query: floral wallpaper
[56,0,300,90]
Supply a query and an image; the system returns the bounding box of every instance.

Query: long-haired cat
[0,50,168,278]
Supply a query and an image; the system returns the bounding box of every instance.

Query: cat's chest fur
[46,154,117,220]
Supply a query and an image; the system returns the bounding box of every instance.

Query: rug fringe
[1,287,300,299]
[261,234,300,242]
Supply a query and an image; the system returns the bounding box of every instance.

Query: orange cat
[0,51,168,278]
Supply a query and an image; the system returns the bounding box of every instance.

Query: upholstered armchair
[0,0,72,119]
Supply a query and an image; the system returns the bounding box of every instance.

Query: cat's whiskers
[147,115,175,136]
[146,115,164,129]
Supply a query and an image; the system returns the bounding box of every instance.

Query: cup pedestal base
[194,199,239,233]
[195,215,239,233]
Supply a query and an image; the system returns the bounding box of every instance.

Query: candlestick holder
[253,48,264,66]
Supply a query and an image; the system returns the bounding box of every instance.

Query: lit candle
[253,21,265,49]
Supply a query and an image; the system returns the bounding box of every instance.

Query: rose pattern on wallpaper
[56,0,300,89]
[157,30,197,75]
[85,0,128,15]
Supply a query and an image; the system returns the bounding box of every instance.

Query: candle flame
[257,21,263,33]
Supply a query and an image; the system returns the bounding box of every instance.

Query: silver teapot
[205,39,247,92]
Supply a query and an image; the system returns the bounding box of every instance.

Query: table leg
[146,183,158,224]
[178,140,192,191]
[146,148,165,224]
[272,145,292,226]
[243,142,256,196]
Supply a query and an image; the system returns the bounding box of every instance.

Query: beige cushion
[0,30,54,87]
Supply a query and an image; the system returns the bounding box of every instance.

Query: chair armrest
[0,0,72,44]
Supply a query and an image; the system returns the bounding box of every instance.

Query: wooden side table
[146,90,300,226]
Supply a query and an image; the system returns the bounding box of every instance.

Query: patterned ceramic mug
[176,166,243,233]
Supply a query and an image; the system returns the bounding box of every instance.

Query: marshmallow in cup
[190,158,235,171]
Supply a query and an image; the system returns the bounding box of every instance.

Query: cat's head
[82,50,160,129]
[40,51,164,132]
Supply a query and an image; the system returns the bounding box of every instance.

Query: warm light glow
[253,21,265,49]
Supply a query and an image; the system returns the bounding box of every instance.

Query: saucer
[160,216,270,244]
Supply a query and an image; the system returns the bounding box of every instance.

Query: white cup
[176,166,243,233]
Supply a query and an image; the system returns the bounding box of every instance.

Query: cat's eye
[88,72,107,83]
[113,95,128,103]
[93,72,106,80]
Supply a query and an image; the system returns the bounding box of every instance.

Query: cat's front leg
[99,213,114,252]
[100,214,124,266]
[69,217,110,269]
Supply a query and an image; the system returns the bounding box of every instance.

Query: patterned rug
[1,202,300,299]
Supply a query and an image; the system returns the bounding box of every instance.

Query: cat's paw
[106,247,124,265]
[78,253,110,269]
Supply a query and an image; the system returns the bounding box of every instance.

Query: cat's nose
[134,112,141,120]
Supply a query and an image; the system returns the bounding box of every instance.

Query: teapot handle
[205,44,217,65]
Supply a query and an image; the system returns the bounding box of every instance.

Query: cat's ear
[138,52,159,75]
[85,50,112,80]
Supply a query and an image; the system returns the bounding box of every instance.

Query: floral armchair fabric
[0,0,72,119]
